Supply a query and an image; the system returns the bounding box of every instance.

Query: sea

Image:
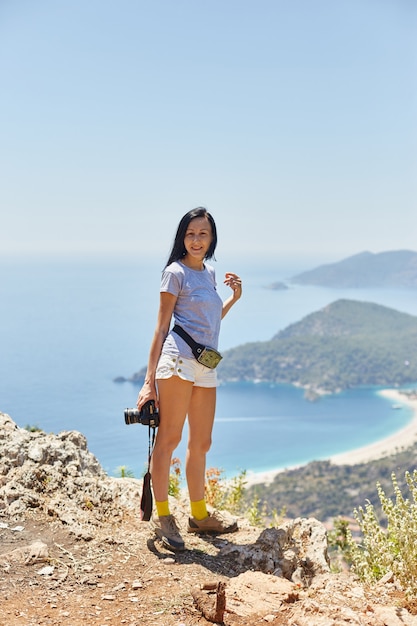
[1,253,416,480]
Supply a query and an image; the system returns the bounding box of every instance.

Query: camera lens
[124,408,140,425]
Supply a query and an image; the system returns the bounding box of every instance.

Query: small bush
[24,424,42,432]
[327,517,352,572]
[205,467,247,514]
[246,494,265,526]
[328,517,351,555]
[116,465,135,478]
[348,471,417,597]
[166,461,248,513]
[168,457,182,498]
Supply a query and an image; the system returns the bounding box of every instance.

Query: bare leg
[151,376,193,502]
[186,386,216,502]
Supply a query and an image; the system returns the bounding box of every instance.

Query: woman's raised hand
[224,272,242,300]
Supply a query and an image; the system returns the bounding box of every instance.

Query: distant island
[116,299,417,394]
[291,250,417,288]
[265,281,289,291]
[217,299,417,394]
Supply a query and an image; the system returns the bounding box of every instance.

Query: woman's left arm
[221,272,242,319]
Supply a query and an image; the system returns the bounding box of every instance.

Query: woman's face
[183,216,213,263]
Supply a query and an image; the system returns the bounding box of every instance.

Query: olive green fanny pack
[172,324,223,369]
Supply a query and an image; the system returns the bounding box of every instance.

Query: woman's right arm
[136,291,177,410]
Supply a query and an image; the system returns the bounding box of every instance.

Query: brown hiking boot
[152,514,185,551]
[187,509,238,534]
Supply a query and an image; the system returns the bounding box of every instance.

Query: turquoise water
[0,254,415,477]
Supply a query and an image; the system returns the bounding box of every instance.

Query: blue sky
[1,0,416,261]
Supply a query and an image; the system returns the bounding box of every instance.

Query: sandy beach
[245,389,417,486]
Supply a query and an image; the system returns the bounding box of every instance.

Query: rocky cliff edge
[1,411,416,625]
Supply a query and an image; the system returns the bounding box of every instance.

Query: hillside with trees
[244,439,417,523]
[218,300,417,393]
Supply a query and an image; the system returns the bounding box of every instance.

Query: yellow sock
[155,500,170,517]
[190,499,208,521]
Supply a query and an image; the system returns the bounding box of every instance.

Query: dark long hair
[165,207,217,268]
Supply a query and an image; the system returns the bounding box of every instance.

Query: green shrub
[205,467,247,514]
[348,471,417,597]
[327,517,352,572]
[24,424,42,432]
[246,494,265,526]
[116,465,135,478]
[168,457,183,498]
[328,517,351,555]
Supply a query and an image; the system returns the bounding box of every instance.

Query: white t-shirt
[160,260,223,359]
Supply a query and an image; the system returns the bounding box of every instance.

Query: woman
[136,207,242,551]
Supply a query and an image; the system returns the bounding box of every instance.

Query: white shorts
[155,353,218,388]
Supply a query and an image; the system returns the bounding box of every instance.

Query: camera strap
[147,425,157,470]
[140,425,157,522]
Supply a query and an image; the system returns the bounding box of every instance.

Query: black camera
[124,400,159,427]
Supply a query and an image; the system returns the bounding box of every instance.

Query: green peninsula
[218,299,417,393]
